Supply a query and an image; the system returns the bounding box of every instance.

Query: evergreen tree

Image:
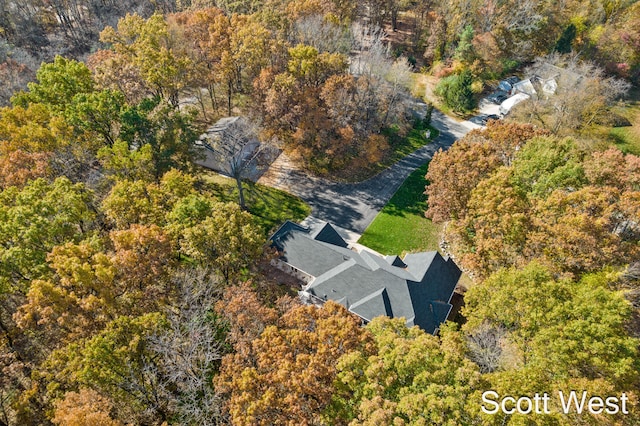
[435,68,477,113]
[554,23,577,53]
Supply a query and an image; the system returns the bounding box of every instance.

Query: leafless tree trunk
[150,268,227,426]
[208,83,218,112]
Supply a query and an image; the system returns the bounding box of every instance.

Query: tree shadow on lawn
[201,173,311,235]
[243,181,311,233]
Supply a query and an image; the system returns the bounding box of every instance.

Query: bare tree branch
[150,268,228,426]
[466,322,508,374]
[197,116,277,208]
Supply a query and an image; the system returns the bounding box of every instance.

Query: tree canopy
[426,123,640,278]
[330,317,483,426]
[0,1,639,425]
[216,298,373,426]
[463,262,640,425]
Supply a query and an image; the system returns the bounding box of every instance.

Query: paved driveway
[257,109,474,233]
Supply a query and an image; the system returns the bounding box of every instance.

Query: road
[257,109,475,233]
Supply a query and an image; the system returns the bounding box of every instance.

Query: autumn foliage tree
[425,121,547,222]
[11,56,95,114]
[101,169,197,229]
[15,241,119,346]
[0,103,74,154]
[109,224,177,308]
[0,178,95,293]
[462,262,640,425]
[180,202,265,283]
[216,300,374,425]
[4,2,640,425]
[27,268,231,426]
[98,13,193,107]
[426,122,640,278]
[255,39,412,174]
[0,150,50,189]
[14,224,176,351]
[594,2,640,81]
[330,318,483,425]
[48,313,173,424]
[116,97,199,178]
[52,388,123,426]
[168,7,230,115]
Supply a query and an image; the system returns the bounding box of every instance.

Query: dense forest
[1,0,640,425]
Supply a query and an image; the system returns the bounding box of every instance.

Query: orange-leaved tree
[216,296,374,426]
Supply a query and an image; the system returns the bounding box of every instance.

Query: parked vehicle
[486,90,509,104]
[498,76,519,92]
[480,114,500,124]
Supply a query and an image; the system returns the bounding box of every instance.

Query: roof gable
[402,251,437,281]
[415,301,454,334]
[420,253,462,303]
[270,220,309,251]
[311,223,348,248]
[386,255,408,268]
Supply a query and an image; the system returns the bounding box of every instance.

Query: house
[269,220,462,334]
[526,61,584,98]
[528,61,583,86]
[194,116,260,177]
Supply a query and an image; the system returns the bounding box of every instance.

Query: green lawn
[358,162,442,256]
[201,172,311,235]
[386,122,439,166]
[609,126,640,155]
[607,100,640,155]
[606,92,640,155]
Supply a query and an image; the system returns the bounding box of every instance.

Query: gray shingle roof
[349,288,393,320]
[279,232,351,277]
[270,221,462,333]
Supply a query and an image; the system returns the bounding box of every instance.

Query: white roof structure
[499,93,530,116]
[511,78,537,96]
[194,116,260,177]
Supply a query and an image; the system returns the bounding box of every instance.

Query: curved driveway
[257,109,475,233]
